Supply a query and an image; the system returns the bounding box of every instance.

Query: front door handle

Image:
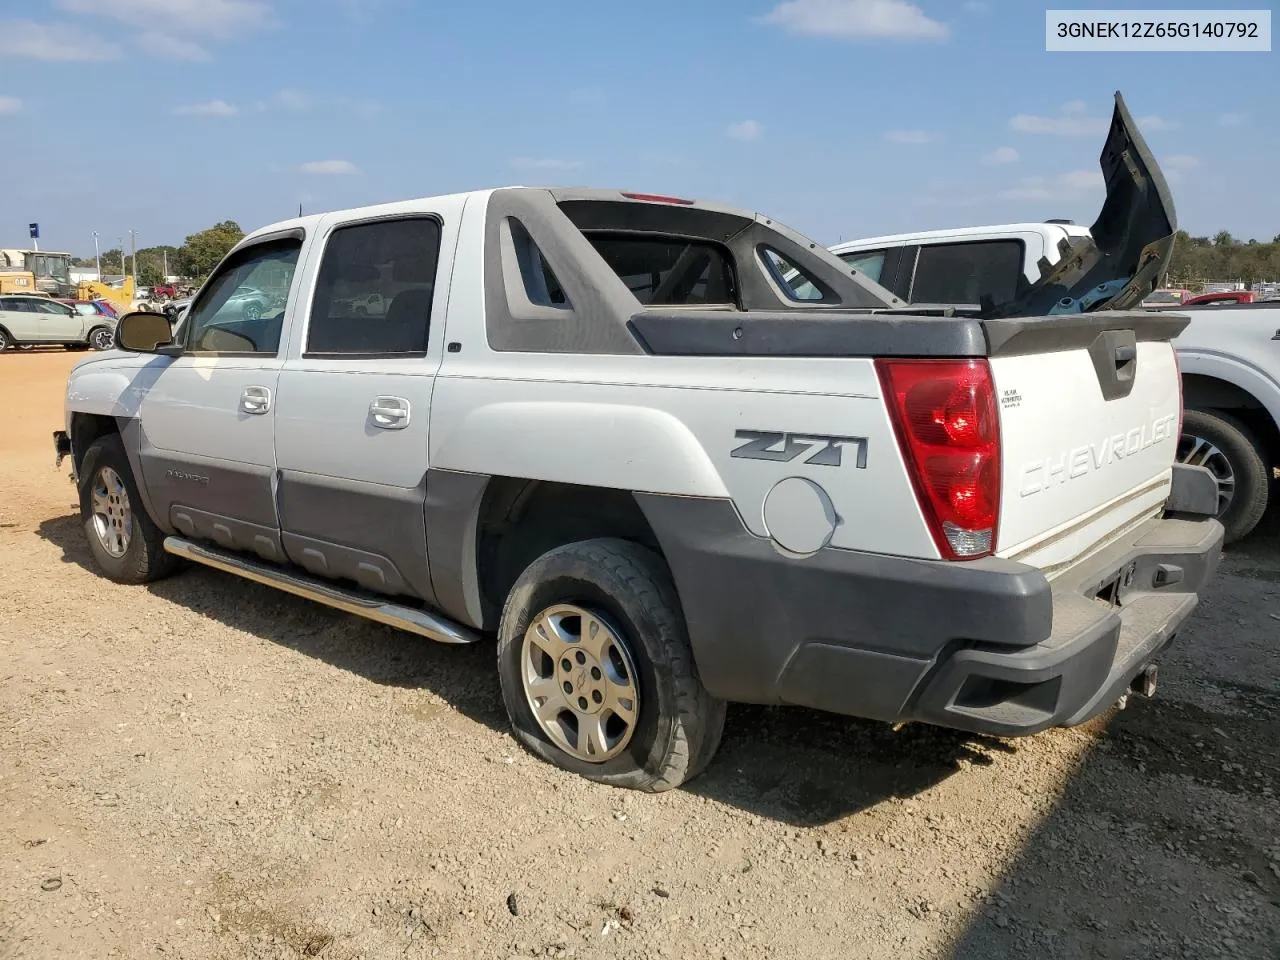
[369,396,410,429]
[1272,328,1280,341]
[240,386,272,415]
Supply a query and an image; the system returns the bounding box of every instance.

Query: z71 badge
[731,430,868,469]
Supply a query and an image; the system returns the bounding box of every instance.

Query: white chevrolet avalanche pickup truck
[828,96,1280,545]
[54,100,1223,792]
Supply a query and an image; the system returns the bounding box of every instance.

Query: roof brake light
[620,192,694,205]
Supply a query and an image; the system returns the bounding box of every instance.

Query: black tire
[497,538,726,792]
[78,434,179,584]
[88,326,115,351]
[0,327,10,350]
[1180,408,1270,544]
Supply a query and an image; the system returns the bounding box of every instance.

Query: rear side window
[509,218,570,308]
[585,234,735,306]
[307,217,441,356]
[839,250,887,285]
[909,240,1023,305]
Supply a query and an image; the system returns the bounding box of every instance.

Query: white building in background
[69,267,101,284]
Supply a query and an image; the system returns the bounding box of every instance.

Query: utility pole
[163,248,168,280]
[117,236,124,277]
[92,231,101,279]
[129,230,137,281]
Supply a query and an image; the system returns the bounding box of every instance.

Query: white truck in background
[829,177,1280,545]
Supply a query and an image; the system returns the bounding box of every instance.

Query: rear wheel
[0,328,11,350]
[88,326,115,351]
[1178,408,1270,544]
[497,538,725,792]
[78,434,178,584]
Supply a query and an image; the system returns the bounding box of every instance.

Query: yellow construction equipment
[77,277,136,315]
[0,248,75,297]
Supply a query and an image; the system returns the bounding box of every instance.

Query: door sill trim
[162,536,479,645]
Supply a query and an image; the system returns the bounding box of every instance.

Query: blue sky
[2,0,1276,256]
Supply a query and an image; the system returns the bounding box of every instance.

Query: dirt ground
[2,348,1278,960]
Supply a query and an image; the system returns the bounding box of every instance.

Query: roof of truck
[830,221,1093,254]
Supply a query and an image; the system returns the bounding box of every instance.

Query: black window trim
[179,228,307,358]
[301,212,444,361]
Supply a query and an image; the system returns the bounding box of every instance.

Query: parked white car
[0,294,118,351]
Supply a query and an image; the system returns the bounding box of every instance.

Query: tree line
[1167,231,1280,287]
[72,221,246,288]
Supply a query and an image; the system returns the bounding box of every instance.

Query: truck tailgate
[990,326,1182,576]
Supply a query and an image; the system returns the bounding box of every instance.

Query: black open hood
[982,91,1177,319]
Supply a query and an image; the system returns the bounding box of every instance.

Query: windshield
[27,254,70,280]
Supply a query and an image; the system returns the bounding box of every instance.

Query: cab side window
[306,217,442,357]
[184,239,301,354]
[909,240,1023,305]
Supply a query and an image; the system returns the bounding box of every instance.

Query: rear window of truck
[583,234,735,306]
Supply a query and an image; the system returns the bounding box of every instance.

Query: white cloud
[299,159,360,175]
[884,129,941,144]
[1057,169,1104,191]
[3,19,123,60]
[334,96,381,117]
[1010,104,1107,137]
[139,31,211,60]
[759,0,948,41]
[274,88,311,110]
[174,99,238,116]
[1218,112,1248,127]
[509,157,587,171]
[1011,100,1177,136]
[0,96,22,115]
[727,119,765,142]
[982,146,1020,165]
[1162,154,1201,184]
[55,0,274,39]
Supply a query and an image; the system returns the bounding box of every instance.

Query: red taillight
[876,358,1001,561]
[620,192,694,205]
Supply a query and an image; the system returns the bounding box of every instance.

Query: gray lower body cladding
[635,474,1223,737]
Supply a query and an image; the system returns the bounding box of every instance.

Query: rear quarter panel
[428,352,941,559]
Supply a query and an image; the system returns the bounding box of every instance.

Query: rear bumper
[907,514,1222,735]
[636,467,1223,738]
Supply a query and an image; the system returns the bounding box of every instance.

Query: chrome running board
[162,536,480,645]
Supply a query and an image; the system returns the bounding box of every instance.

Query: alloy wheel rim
[90,466,132,558]
[1177,432,1236,516]
[520,604,640,763]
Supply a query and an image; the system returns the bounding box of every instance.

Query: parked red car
[54,298,119,320]
[1180,290,1256,306]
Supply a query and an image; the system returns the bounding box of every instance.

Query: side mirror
[116,311,176,353]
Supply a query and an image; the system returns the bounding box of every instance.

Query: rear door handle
[240,385,272,415]
[369,396,410,429]
[1272,329,1280,341]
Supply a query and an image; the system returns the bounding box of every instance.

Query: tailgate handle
[1114,344,1137,366]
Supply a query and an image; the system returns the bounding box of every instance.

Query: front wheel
[77,434,178,584]
[0,328,11,350]
[497,538,725,792]
[1178,409,1270,544]
[88,326,116,351]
